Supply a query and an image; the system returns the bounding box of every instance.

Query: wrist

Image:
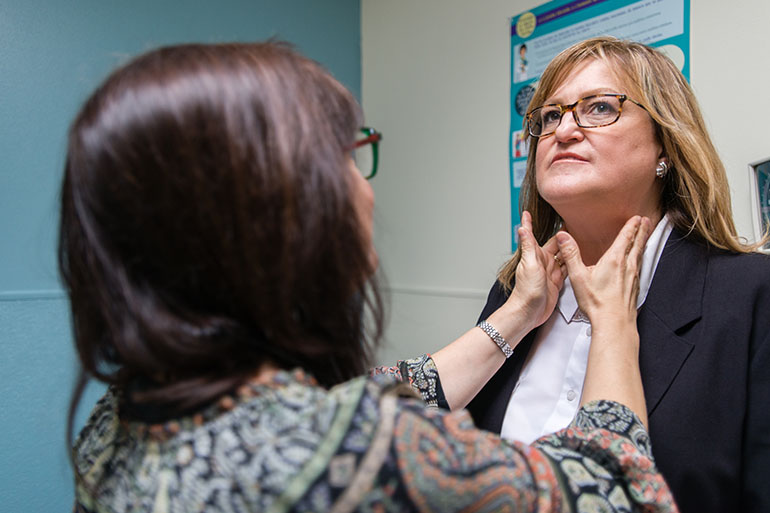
[589,324,640,355]
[485,300,536,349]
[476,321,514,358]
[590,315,638,339]
[506,293,542,333]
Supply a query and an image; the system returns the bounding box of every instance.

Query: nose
[552,109,583,142]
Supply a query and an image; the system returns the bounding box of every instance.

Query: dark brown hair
[60,42,382,431]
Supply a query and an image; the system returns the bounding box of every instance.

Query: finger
[550,259,567,284]
[518,211,535,255]
[546,234,566,287]
[521,210,533,233]
[542,234,559,259]
[555,231,586,279]
[540,234,564,273]
[605,216,642,261]
[517,223,537,264]
[627,216,652,269]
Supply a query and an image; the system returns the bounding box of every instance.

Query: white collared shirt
[499,214,673,444]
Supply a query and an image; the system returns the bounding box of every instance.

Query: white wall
[362,0,770,364]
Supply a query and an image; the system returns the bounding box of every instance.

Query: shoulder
[678,243,770,337]
[702,247,770,305]
[707,248,770,279]
[669,232,770,271]
[664,234,770,292]
[329,375,493,467]
[73,388,120,471]
[73,375,397,512]
[286,376,433,511]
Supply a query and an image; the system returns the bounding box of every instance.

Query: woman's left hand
[432,211,564,410]
[557,216,651,326]
[505,210,565,330]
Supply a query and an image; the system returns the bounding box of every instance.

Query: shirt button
[567,390,577,401]
[586,325,592,336]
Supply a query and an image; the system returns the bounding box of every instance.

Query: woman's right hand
[504,211,565,331]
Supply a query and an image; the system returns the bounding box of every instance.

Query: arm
[556,216,651,427]
[431,211,564,410]
[742,327,770,511]
[370,354,444,407]
[385,398,677,512]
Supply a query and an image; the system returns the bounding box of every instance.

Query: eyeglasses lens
[353,135,375,179]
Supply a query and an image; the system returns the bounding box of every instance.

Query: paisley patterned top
[73,355,677,512]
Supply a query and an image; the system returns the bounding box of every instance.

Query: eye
[583,98,619,117]
[541,108,562,124]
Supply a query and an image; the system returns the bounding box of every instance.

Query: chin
[538,182,593,206]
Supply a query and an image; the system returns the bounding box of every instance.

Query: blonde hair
[499,36,763,289]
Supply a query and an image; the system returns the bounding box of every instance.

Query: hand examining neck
[556,215,653,427]
[560,208,662,266]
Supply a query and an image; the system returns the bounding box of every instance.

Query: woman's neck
[561,209,663,266]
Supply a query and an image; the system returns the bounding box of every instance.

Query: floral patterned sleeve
[386,398,678,512]
[370,354,445,408]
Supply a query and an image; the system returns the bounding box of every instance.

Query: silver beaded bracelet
[477,320,514,358]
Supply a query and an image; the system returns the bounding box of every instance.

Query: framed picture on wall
[748,157,770,253]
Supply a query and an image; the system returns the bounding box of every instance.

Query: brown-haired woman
[468,37,770,513]
[63,42,677,512]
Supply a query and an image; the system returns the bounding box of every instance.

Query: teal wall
[0,1,361,510]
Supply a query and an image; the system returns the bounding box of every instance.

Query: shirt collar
[557,213,674,323]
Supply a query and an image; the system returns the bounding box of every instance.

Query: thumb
[556,231,585,277]
[518,212,538,264]
[518,225,535,261]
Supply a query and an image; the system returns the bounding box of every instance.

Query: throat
[562,212,661,266]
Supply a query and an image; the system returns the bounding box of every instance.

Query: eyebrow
[544,88,623,104]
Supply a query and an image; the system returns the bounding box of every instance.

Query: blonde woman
[466,37,770,513]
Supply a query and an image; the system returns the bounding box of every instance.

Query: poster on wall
[509,0,690,250]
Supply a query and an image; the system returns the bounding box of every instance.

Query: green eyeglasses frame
[352,127,382,179]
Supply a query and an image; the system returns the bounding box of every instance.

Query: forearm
[580,320,648,428]
[431,298,536,410]
[395,400,676,512]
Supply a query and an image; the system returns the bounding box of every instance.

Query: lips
[552,152,588,164]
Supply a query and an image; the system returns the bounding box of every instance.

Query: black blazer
[467,230,770,513]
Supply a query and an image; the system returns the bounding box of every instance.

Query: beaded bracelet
[477,320,514,358]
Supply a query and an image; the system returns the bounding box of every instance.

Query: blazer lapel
[637,230,706,416]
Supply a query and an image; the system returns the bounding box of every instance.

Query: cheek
[348,161,373,211]
[359,179,374,218]
[534,136,552,161]
[615,132,660,181]
[533,140,551,185]
[355,177,375,232]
